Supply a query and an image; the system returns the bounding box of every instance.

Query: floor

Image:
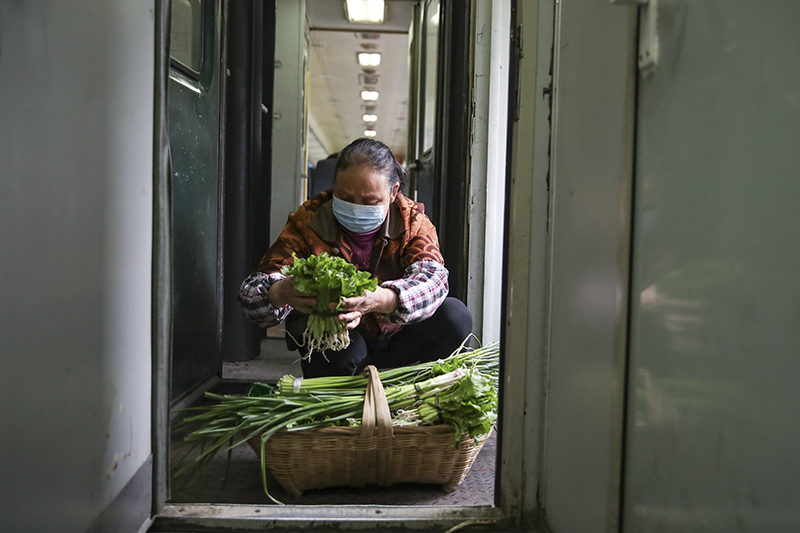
[169,337,496,506]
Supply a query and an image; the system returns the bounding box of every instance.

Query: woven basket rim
[273,422,471,437]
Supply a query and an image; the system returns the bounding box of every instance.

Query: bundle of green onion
[281,252,378,355]
[173,339,499,501]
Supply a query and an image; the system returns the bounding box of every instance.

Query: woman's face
[333,164,399,215]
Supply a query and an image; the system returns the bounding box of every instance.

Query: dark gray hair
[335,138,409,195]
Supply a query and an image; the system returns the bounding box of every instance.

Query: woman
[239,138,472,377]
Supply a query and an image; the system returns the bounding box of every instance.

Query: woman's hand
[269,276,317,314]
[335,286,399,330]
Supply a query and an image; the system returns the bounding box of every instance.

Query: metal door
[168,0,224,404]
[622,1,800,530]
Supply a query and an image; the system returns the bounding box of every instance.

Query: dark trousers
[284,297,473,378]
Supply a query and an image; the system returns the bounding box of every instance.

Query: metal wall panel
[623,1,800,530]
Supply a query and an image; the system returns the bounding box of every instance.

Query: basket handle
[353,365,394,487]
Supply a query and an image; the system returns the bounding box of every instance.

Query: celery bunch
[393,367,498,446]
[281,252,378,355]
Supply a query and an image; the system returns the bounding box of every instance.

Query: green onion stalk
[273,334,499,395]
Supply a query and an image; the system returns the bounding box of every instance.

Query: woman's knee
[408,297,473,348]
[435,297,473,338]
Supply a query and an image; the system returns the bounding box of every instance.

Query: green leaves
[281,253,378,354]
[281,252,378,303]
[417,368,498,447]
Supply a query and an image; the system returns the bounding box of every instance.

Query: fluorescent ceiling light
[364,130,377,137]
[360,90,379,101]
[362,114,378,122]
[345,0,385,24]
[357,52,381,67]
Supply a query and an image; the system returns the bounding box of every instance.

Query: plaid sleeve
[381,260,449,325]
[238,272,292,328]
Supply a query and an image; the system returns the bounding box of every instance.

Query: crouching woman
[239,137,472,378]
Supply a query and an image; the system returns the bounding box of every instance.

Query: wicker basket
[248,365,491,497]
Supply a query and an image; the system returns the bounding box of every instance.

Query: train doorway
[157,0,513,526]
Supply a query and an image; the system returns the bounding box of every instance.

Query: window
[171,0,204,76]
[421,0,440,153]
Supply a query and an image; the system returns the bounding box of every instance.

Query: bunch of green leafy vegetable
[281,252,378,355]
[392,367,498,447]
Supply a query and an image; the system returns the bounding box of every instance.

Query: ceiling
[305,1,415,165]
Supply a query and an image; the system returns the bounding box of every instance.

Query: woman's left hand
[334,286,399,330]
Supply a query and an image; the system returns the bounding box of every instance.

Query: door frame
[150,0,540,529]
[152,0,172,514]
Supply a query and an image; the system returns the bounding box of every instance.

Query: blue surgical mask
[332,196,387,234]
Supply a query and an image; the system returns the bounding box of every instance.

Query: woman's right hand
[269,276,317,314]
